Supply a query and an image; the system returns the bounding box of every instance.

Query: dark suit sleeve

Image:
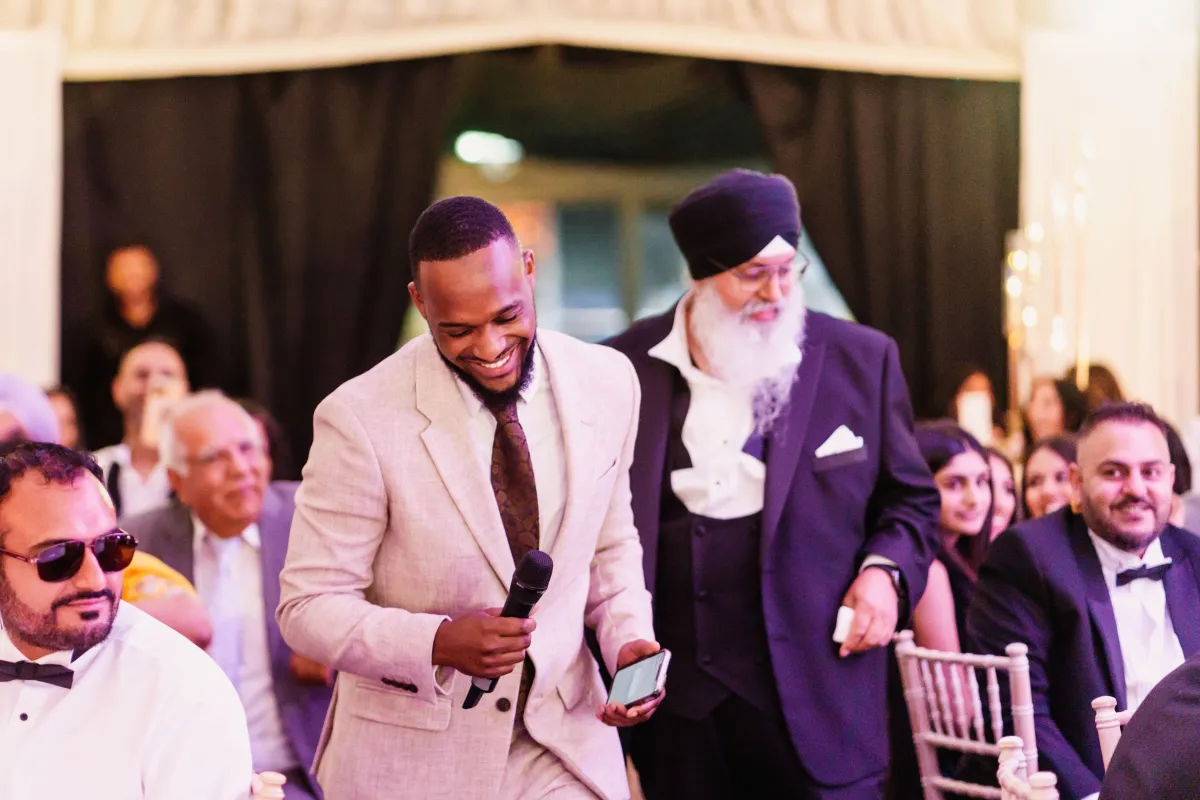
[1100,657,1200,800]
[967,532,1102,799]
[863,339,941,609]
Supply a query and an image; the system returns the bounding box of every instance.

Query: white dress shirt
[1089,532,1186,713]
[453,346,568,554]
[193,517,297,773]
[648,295,801,520]
[0,602,251,799]
[93,443,173,518]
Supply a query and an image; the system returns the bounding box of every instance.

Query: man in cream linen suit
[278,196,660,800]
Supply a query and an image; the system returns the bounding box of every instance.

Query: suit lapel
[540,335,597,567]
[627,356,674,593]
[762,335,825,553]
[256,486,288,641]
[166,502,197,584]
[1067,514,1127,709]
[1160,529,1200,658]
[414,339,512,589]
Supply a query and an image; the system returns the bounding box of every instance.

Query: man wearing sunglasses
[0,441,252,798]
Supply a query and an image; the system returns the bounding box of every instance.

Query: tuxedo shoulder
[323,336,424,409]
[1164,525,1200,557]
[540,329,635,378]
[990,513,1073,564]
[602,307,675,356]
[808,312,893,355]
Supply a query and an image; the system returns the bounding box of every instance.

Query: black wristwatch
[863,563,910,622]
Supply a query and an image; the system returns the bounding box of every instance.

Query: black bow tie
[0,659,74,689]
[1116,562,1173,587]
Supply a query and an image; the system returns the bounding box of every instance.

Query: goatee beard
[439,337,538,409]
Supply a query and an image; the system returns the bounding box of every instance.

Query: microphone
[463,550,553,710]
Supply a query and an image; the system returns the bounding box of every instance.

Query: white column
[0,29,61,387]
[1017,1,1199,426]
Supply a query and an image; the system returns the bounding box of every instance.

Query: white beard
[688,280,806,435]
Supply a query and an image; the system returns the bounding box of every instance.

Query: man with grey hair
[605,170,940,799]
[122,391,332,799]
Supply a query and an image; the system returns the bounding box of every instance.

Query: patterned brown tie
[489,400,540,564]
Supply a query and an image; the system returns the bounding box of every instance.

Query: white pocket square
[815,425,864,458]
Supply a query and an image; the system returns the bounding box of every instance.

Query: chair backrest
[998,737,1060,799]
[251,771,287,800]
[894,630,1039,800]
[1091,695,1134,772]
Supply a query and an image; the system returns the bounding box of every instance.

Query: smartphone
[607,650,671,708]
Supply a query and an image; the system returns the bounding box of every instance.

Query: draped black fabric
[61,59,453,475]
[741,66,1019,419]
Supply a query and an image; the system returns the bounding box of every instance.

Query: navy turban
[668,169,802,280]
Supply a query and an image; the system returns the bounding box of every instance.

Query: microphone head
[514,550,553,591]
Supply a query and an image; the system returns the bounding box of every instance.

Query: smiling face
[934,450,992,538]
[409,237,538,406]
[1025,447,1073,518]
[0,473,121,660]
[989,452,1017,537]
[1073,419,1174,555]
[167,398,268,538]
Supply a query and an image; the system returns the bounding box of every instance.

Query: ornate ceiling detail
[0,0,1020,81]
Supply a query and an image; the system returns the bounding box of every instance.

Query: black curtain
[742,66,1019,419]
[61,58,453,476]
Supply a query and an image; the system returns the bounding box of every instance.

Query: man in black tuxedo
[605,170,941,798]
[968,401,1200,800]
[1099,652,1200,799]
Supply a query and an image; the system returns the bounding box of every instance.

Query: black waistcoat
[653,375,781,720]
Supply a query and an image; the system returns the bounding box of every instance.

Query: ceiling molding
[0,0,1021,82]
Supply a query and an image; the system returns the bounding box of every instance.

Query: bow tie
[0,659,74,689]
[1116,561,1173,587]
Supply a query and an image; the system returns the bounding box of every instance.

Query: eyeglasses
[730,254,811,287]
[0,531,138,583]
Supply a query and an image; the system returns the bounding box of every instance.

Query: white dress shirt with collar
[92,443,172,518]
[1088,532,1186,714]
[0,602,251,799]
[648,295,801,520]
[452,345,568,554]
[649,296,896,580]
[192,516,298,773]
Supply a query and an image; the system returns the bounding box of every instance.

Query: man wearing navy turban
[605,170,940,799]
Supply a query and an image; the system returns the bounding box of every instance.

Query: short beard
[439,336,538,410]
[1080,496,1168,554]
[688,281,806,435]
[0,573,117,656]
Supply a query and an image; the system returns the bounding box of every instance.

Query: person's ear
[408,281,427,321]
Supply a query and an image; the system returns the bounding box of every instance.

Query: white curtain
[0,29,61,386]
[1019,28,1199,426]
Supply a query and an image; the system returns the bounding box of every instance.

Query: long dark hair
[915,420,993,581]
[1021,435,1078,518]
[1023,377,1087,445]
[985,446,1020,529]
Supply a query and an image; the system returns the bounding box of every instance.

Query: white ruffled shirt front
[648,295,800,520]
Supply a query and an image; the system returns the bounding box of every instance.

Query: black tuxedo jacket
[1100,651,1200,799]
[605,307,941,785]
[967,510,1200,800]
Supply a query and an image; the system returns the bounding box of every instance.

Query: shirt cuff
[860,555,898,572]
[1081,794,1099,800]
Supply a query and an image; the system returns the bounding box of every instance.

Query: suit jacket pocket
[813,446,869,472]
[557,643,602,712]
[350,679,452,731]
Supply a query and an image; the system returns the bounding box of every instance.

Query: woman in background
[912,421,993,651]
[44,385,83,450]
[1024,377,1087,449]
[1065,363,1124,413]
[1023,436,1077,519]
[987,447,1018,538]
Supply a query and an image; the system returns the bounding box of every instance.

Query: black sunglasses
[0,531,138,583]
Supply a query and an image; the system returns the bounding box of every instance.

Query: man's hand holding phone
[597,639,667,728]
